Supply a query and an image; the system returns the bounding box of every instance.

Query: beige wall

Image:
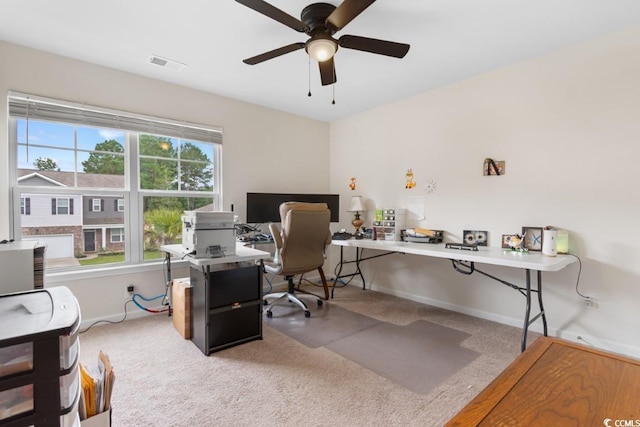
[329,26,640,357]
[2,24,640,358]
[0,40,330,323]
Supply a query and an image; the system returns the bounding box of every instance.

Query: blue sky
[16,119,215,177]
[17,119,125,172]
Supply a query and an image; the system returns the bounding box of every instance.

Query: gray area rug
[263,301,381,348]
[326,319,480,395]
[265,301,480,395]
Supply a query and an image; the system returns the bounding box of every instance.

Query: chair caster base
[266,310,273,318]
[304,310,311,318]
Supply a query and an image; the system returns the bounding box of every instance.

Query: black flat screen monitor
[246,192,340,223]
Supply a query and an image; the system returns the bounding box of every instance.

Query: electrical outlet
[584,298,598,309]
[125,284,134,300]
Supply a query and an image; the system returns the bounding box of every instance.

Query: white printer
[181,211,236,258]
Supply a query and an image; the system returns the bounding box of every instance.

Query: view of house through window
[10,94,222,270]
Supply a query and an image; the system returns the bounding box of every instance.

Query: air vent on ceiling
[148,55,186,71]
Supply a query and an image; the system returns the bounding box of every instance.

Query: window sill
[45,259,191,283]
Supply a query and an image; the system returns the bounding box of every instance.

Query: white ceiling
[2,1,640,122]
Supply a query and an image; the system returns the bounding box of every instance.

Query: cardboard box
[172,278,192,339]
[81,408,111,427]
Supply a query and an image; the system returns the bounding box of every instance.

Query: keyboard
[238,234,273,243]
[332,232,352,240]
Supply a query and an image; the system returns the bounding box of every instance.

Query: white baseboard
[80,304,165,330]
[84,276,640,359]
[358,281,640,359]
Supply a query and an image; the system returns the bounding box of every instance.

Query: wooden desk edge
[445,337,552,426]
[445,336,640,426]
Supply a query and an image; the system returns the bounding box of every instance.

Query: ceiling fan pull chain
[331,60,336,105]
[307,56,312,97]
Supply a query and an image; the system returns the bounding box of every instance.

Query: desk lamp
[348,196,366,236]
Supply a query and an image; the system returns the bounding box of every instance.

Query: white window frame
[8,92,223,272]
[20,197,28,215]
[92,198,101,212]
[56,197,70,215]
[111,227,125,243]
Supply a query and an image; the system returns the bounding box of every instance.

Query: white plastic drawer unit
[0,383,34,420]
[0,342,35,420]
[0,286,81,425]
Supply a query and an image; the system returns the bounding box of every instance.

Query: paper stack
[79,351,115,421]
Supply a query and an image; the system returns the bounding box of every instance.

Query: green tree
[138,136,214,212]
[143,196,214,218]
[33,157,60,171]
[179,142,213,191]
[143,209,183,250]
[81,139,125,174]
[139,135,177,192]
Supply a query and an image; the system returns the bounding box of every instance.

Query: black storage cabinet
[190,262,262,355]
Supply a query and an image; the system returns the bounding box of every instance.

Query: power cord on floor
[80,299,133,334]
[132,293,170,314]
[80,290,171,335]
[298,275,346,289]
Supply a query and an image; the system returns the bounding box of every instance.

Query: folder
[79,351,115,420]
[99,351,115,411]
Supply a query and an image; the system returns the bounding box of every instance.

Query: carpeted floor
[265,300,480,395]
[264,302,382,348]
[78,284,534,426]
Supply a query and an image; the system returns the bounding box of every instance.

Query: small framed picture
[522,226,543,251]
[501,234,512,249]
[463,229,488,246]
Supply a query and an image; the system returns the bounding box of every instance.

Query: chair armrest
[269,223,283,249]
[268,223,283,266]
[323,229,331,258]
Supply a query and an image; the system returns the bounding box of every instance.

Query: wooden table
[446,336,640,426]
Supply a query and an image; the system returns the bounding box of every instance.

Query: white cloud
[99,129,125,140]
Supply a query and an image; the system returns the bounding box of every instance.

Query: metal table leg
[451,261,546,352]
[331,246,367,298]
[521,269,547,352]
[163,250,173,316]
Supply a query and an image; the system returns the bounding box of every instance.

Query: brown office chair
[263,202,331,318]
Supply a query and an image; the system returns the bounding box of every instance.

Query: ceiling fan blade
[326,0,376,31]
[243,43,305,65]
[318,57,337,86]
[339,35,410,58]
[236,0,307,32]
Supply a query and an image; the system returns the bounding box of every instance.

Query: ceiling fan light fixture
[306,37,337,62]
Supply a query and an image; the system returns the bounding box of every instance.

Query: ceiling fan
[236,0,410,86]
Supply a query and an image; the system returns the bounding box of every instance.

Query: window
[53,198,73,215]
[111,228,125,243]
[9,92,222,270]
[20,197,30,215]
